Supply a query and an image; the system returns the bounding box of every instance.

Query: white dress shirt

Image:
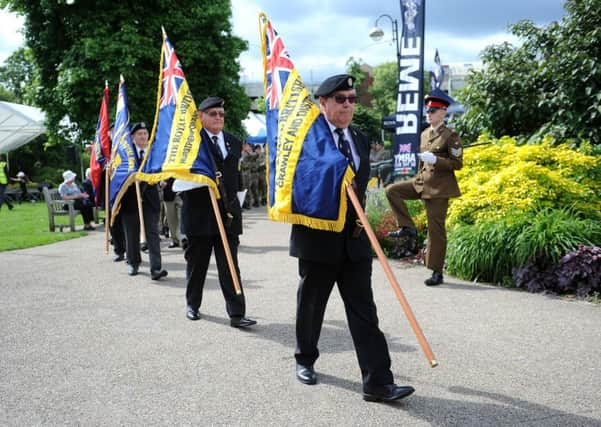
[325,120,360,169]
[205,130,228,159]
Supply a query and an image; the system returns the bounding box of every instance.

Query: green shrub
[447,208,601,284]
[446,217,523,284]
[513,208,601,267]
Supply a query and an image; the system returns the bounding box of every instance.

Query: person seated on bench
[58,170,95,231]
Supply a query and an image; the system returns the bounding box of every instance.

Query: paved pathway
[1,208,600,426]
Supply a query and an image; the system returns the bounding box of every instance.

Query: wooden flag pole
[135,180,146,243]
[346,185,438,367]
[104,168,110,254]
[208,186,242,295]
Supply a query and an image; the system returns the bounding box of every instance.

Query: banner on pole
[392,0,425,178]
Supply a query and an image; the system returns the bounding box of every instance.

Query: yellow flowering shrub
[449,137,601,226]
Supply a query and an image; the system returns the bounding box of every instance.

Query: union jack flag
[160,35,185,109]
[263,20,294,110]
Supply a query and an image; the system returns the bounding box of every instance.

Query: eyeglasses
[330,95,357,104]
[426,108,440,113]
[206,111,225,118]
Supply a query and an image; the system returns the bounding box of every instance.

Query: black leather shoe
[296,364,317,385]
[140,242,148,252]
[363,384,415,402]
[387,226,417,239]
[186,306,200,321]
[151,269,168,281]
[168,242,179,248]
[230,317,257,328]
[113,254,125,262]
[127,264,139,276]
[425,271,444,286]
[181,238,189,250]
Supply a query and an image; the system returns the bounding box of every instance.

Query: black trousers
[185,234,245,318]
[73,199,94,224]
[111,213,126,256]
[121,206,162,271]
[295,258,394,388]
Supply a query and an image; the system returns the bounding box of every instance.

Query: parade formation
[62,13,467,403]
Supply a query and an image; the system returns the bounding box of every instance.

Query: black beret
[314,74,355,98]
[130,122,147,134]
[199,96,225,111]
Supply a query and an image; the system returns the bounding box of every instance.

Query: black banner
[392,0,425,178]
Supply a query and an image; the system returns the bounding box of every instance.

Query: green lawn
[0,201,88,251]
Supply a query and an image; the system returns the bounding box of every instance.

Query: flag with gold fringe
[260,13,354,232]
[136,28,216,193]
[108,76,138,223]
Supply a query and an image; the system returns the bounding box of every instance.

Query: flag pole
[135,180,146,243]
[208,186,242,295]
[104,168,110,254]
[346,184,438,367]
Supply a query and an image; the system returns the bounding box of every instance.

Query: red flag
[90,82,110,206]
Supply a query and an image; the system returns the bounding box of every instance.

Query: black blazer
[181,130,243,237]
[162,178,176,202]
[119,147,161,213]
[120,182,160,213]
[289,124,372,264]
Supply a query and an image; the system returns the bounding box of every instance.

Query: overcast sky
[1,1,566,84]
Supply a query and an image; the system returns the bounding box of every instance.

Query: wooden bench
[42,187,79,232]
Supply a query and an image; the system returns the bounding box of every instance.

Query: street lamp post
[369,14,401,80]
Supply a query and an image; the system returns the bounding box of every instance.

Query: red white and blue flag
[260,13,353,232]
[108,76,138,221]
[89,82,110,206]
[136,28,216,192]
[264,22,293,110]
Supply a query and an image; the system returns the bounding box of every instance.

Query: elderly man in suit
[120,122,168,280]
[385,91,463,286]
[180,97,256,328]
[290,74,415,402]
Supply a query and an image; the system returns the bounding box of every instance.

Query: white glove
[418,151,437,164]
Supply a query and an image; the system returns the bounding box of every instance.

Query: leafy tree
[456,0,601,145]
[370,62,396,118]
[0,85,16,102]
[352,104,381,143]
[0,0,250,144]
[0,47,38,105]
[345,57,369,97]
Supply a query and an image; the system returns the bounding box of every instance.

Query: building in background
[440,62,482,96]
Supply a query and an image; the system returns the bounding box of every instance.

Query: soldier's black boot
[425,271,443,286]
[387,226,417,239]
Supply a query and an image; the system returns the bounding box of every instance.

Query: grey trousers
[163,195,183,244]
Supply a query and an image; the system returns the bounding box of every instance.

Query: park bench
[42,186,79,232]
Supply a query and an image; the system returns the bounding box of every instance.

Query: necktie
[139,150,144,162]
[211,136,223,161]
[335,128,356,171]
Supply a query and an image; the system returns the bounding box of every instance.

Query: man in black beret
[119,122,168,280]
[179,96,256,328]
[385,90,463,286]
[289,74,415,402]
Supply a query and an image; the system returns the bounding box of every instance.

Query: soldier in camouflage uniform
[247,145,260,207]
[240,141,256,209]
[255,145,267,205]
